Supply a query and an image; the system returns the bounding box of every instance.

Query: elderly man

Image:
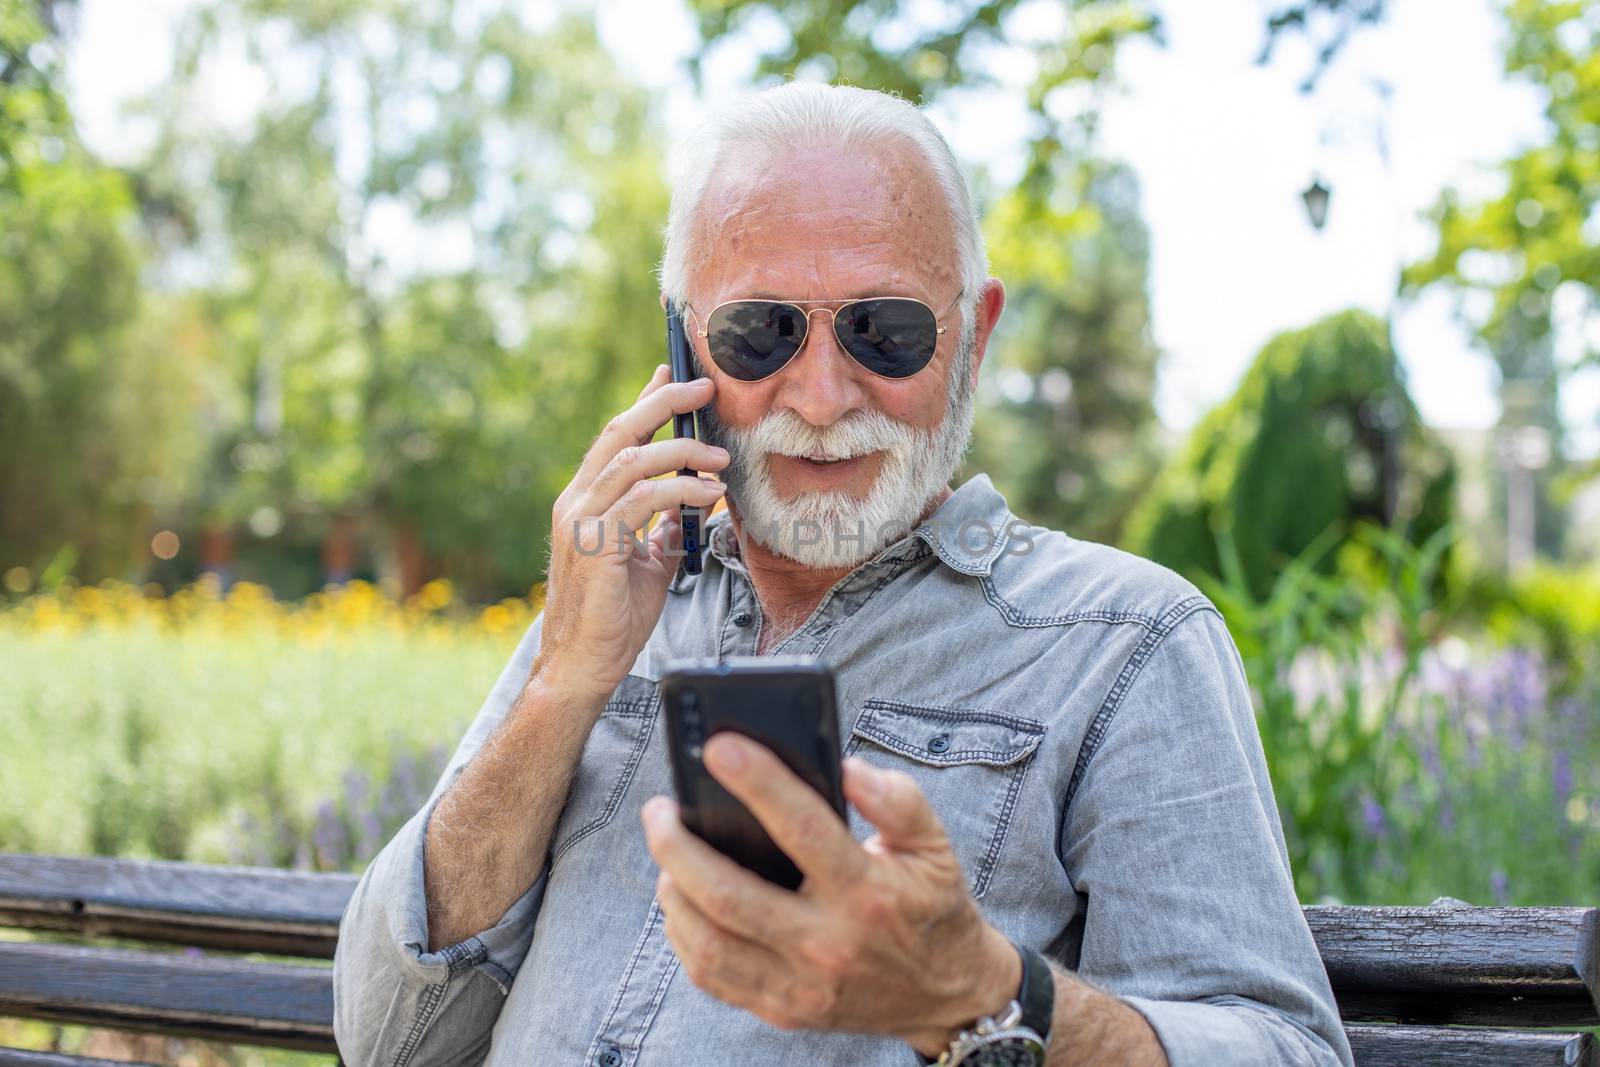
[333,82,1353,1066]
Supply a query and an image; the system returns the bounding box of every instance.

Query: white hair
[657,81,989,330]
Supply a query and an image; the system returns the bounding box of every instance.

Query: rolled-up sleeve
[333,613,548,1066]
[1058,605,1353,1067]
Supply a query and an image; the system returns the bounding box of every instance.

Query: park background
[2,0,1597,1061]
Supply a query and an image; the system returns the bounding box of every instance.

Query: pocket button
[928,732,951,754]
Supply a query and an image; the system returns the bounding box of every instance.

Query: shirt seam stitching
[978,576,1173,629]
[1062,594,1215,815]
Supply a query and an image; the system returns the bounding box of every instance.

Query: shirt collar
[701,471,1014,580]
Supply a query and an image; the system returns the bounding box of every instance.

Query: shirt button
[599,1047,623,1067]
[731,611,753,627]
[928,733,951,754]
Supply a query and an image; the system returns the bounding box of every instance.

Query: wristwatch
[933,940,1054,1067]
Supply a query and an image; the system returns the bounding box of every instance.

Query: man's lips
[783,453,865,469]
[768,452,877,482]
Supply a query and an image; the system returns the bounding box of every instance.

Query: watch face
[961,1031,1046,1067]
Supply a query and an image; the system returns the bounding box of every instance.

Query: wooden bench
[0,853,1595,1065]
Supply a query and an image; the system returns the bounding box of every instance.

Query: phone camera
[680,691,704,744]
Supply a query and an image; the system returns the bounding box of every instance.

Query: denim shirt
[333,473,1354,1067]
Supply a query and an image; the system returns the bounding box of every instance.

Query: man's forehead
[688,143,958,298]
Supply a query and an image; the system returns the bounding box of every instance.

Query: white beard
[701,329,976,570]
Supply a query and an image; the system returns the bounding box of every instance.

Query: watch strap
[1014,940,1054,1044]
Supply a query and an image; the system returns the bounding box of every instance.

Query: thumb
[843,757,949,854]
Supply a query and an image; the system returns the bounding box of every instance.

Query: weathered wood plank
[1345,1023,1596,1067]
[0,1050,160,1067]
[0,854,357,958]
[1,853,1597,1030]
[1306,904,1600,1027]
[0,941,336,1053]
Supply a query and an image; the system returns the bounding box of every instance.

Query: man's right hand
[534,363,728,706]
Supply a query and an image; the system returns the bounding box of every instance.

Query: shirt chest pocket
[550,674,659,867]
[844,699,1045,900]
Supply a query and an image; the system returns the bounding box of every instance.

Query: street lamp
[1301,176,1331,230]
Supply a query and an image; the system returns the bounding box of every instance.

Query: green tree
[134,2,670,598]
[1124,310,1456,598]
[966,161,1163,543]
[1405,0,1599,534]
[0,0,209,584]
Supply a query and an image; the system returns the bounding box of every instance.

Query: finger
[580,437,730,518]
[657,868,786,1012]
[702,733,863,888]
[638,362,670,401]
[842,757,951,853]
[606,474,725,535]
[571,377,715,494]
[641,796,805,942]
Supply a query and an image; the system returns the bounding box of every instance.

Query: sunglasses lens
[834,299,939,378]
[705,301,806,381]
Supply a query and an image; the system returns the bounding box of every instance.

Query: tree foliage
[1124,310,1456,598]
[131,2,670,596]
[0,0,210,582]
[966,161,1162,543]
[1405,0,1599,491]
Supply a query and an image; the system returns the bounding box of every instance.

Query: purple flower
[1362,796,1388,838]
[1553,751,1573,809]
[312,799,348,870]
[1490,869,1510,906]
[1420,739,1442,779]
[343,768,370,812]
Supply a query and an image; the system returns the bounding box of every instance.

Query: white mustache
[741,408,925,463]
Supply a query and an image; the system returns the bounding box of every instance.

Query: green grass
[0,623,518,865]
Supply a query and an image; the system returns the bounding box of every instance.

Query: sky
[65,0,1600,457]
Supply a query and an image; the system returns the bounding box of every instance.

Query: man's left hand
[641,732,1021,1056]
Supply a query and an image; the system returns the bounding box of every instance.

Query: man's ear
[659,291,669,311]
[968,278,1006,389]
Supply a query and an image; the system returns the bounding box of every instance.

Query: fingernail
[693,376,712,386]
[711,446,729,458]
[642,795,671,828]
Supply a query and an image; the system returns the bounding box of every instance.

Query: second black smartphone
[660,657,846,889]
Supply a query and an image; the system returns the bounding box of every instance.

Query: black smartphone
[665,304,703,576]
[659,657,846,889]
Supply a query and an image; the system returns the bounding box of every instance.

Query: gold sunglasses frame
[682,287,965,382]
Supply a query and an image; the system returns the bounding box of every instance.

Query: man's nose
[772,308,869,425]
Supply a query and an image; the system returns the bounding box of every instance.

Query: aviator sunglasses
[683,288,964,382]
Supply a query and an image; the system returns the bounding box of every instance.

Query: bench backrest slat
[1304,904,1600,1027]
[0,853,357,958]
[1343,1023,1597,1067]
[0,1049,161,1067]
[0,941,335,1053]
[2,853,1597,1033]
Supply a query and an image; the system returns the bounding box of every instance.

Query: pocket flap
[604,674,659,718]
[851,700,1044,768]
